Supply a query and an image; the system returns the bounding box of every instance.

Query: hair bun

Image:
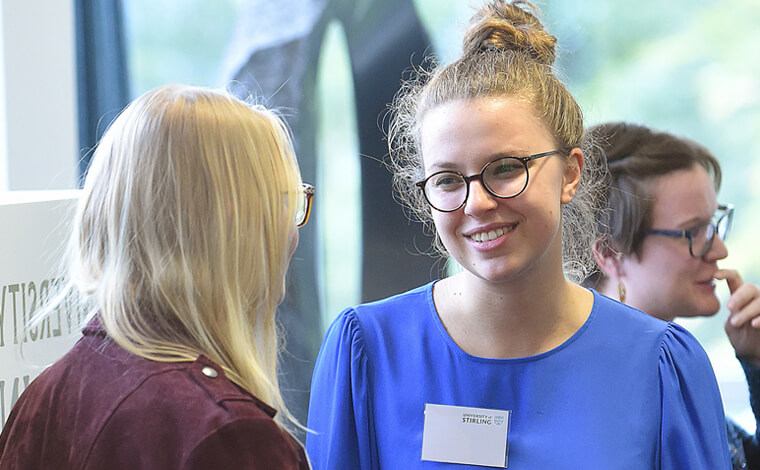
[462,0,556,66]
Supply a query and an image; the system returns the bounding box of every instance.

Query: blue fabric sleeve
[658,322,731,469]
[306,309,376,470]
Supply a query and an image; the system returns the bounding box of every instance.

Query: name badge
[421,403,510,468]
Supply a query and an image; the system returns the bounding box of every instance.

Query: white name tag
[421,403,511,468]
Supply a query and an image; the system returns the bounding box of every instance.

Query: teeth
[470,227,508,242]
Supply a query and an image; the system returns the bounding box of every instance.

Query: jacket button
[201,366,218,378]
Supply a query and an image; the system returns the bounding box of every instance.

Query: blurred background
[122,0,760,430]
[1,0,757,432]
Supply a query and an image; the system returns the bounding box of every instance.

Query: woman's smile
[420,96,577,283]
[465,223,516,246]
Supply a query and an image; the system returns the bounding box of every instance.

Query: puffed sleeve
[306,309,376,470]
[658,322,731,469]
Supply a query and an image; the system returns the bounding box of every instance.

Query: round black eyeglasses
[645,203,734,258]
[415,150,562,212]
[295,183,315,227]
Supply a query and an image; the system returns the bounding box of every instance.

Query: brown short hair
[583,121,721,288]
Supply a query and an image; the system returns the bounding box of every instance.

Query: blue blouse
[306,282,730,469]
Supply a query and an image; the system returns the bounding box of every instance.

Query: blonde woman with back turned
[0,84,314,469]
[306,1,730,468]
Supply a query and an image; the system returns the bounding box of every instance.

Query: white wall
[0,0,78,191]
[0,0,81,431]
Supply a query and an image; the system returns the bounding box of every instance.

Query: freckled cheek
[682,258,704,276]
[521,199,559,231]
[432,216,465,255]
[432,213,458,236]
[543,209,556,228]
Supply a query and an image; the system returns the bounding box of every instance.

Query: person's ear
[592,239,624,280]
[560,147,583,204]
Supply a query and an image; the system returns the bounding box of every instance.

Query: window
[122,0,760,431]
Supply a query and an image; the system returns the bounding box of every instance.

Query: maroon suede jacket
[0,319,310,469]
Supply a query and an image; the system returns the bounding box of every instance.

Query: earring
[617,281,626,304]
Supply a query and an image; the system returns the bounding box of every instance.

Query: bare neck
[433,271,593,359]
[597,279,674,321]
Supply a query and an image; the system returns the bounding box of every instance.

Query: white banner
[0,191,82,429]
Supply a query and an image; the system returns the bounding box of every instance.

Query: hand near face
[719,269,760,366]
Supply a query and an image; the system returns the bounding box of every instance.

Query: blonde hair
[48,84,303,428]
[388,0,606,282]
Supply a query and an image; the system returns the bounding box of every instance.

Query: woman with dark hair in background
[0,84,314,469]
[585,121,760,469]
[306,1,730,468]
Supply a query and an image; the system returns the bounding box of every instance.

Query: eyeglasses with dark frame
[415,150,563,213]
[295,183,315,228]
[645,203,734,259]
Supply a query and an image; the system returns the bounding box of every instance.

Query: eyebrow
[425,150,532,172]
[673,214,713,230]
[425,161,460,172]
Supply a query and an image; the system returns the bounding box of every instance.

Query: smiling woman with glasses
[584,121,760,470]
[306,1,730,468]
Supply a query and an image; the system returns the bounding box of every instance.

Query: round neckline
[425,280,598,364]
